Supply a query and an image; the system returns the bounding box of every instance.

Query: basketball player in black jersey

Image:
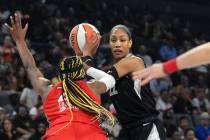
[79,25,166,140]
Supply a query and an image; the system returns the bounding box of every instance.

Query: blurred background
[0,0,210,139]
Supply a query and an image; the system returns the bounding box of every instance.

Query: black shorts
[117,119,166,140]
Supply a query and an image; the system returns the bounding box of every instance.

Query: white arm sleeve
[86,67,116,91]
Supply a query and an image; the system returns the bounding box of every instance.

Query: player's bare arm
[176,42,210,70]
[114,56,145,79]
[5,13,52,100]
[132,42,210,86]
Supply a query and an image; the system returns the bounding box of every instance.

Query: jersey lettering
[58,93,79,112]
[109,86,118,96]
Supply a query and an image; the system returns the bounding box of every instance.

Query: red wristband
[163,59,178,74]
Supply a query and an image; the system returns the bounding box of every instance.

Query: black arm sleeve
[82,56,94,66]
[107,67,119,80]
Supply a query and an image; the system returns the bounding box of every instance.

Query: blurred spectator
[180,75,190,88]
[195,112,210,140]
[159,39,177,61]
[0,118,18,140]
[20,85,38,109]
[29,107,40,132]
[49,46,63,65]
[177,116,191,139]
[136,44,153,67]
[0,107,5,130]
[173,87,193,114]
[172,130,183,140]
[29,107,38,121]
[0,8,10,22]
[0,36,16,63]
[196,75,209,90]
[192,87,210,114]
[36,105,48,124]
[150,76,172,96]
[39,60,54,79]
[13,106,33,139]
[162,111,177,138]
[173,75,193,114]
[184,128,198,140]
[28,122,46,140]
[156,89,172,120]
[16,67,28,91]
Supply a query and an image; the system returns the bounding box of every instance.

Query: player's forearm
[86,67,116,91]
[15,39,36,70]
[177,42,210,70]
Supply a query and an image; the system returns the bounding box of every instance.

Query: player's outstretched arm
[176,42,210,70]
[5,13,51,99]
[132,42,210,85]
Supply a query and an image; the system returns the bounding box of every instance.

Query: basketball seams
[76,25,83,54]
[77,24,86,52]
[82,23,95,40]
[86,23,99,34]
[70,25,82,54]
[69,23,100,55]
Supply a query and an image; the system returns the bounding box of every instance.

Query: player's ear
[128,39,132,49]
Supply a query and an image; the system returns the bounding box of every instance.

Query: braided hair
[58,56,115,125]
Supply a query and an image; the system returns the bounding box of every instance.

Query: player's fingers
[132,69,146,75]
[3,23,13,31]
[97,34,102,40]
[141,76,152,86]
[24,23,28,32]
[14,13,21,28]
[132,70,147,80]
[92,34,99,46]
[10,16,15,27]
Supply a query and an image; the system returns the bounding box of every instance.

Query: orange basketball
[69,23,100,55]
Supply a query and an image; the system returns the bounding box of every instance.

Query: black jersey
[109,55,159,125]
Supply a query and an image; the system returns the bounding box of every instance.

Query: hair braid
[59,56,115,126]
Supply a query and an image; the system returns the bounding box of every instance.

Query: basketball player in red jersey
[5,13,116,140]
[132,42,210,85]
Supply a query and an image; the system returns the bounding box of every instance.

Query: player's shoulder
[122,53,144,63]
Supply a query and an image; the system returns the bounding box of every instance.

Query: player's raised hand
[83,32,101,57]
[4,13,28,42]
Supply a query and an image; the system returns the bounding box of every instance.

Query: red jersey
[43,80,107,139]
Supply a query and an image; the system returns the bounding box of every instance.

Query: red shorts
[43,122,108,140]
